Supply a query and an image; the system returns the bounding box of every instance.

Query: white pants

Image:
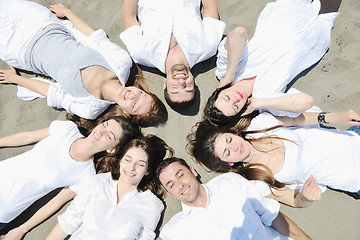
[0,0,61,70]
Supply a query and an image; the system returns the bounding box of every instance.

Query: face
[214,85,247,116]
[89,119,123,153]
[214,133,252,164]
[159,162,201,205]
[119,147,149,186]
[164,64,195,103]
[116,86,153,116]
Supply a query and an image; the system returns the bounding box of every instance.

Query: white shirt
[160,173,290,240]
[216,0,338,117]
[0,121,95,223]
[120,0,225,73]
[247,113,360,194]
[58,173,164,240]
[16,20,133,120]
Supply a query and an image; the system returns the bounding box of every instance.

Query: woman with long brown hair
[3,134,173,240]
[0,2,165,127]
[188,110,360,207]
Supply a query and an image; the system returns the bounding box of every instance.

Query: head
[204,84,250,127]
[156,157,202,205]
[187,121,239,173]
[108,135,173,197]
[164,64,195,110]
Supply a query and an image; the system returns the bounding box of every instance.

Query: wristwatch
[318,112,329,125]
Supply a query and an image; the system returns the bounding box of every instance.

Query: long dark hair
[203,84,258,130]
[187,121,286,190]
[99,134,174,199]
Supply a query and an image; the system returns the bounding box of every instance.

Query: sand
[1,0,360,239]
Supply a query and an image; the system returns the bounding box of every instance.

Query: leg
[319,0,342,14]
[122,0,139,30]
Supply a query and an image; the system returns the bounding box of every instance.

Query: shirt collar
[180,184,212,215]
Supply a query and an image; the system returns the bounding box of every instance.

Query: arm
[267,176,322,208]
[3,188,76,240]
[0,68,49,96]
[122,0,139,30]
[201,0,219,19]
[218,27,248,88]
[0,128,49,148]
[46,224,69,240]
[276,109,360,127]
[49,4,95,37]
[247,92,314,116]
[271,212,311,240]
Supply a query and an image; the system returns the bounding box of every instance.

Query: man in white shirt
[120,0,225,110]
[156,157,311,240]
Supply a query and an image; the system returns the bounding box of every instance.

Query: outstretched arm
[122,0,139,30]
[218,27,248,88]
[245,92,314,116]
[272,212,311,240]
[0,128,49,148]
[49,4,95,37]
[276,109,360,127]
[46,224,69,240]
[267,176,322,208]
[3,188,76,240]
[201,0,219,19]
[0,68,49,97]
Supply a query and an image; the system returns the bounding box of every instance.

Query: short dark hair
[156,157,191,180]
[163,86,196,111]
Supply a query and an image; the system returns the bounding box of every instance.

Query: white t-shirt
[216,0,339,115]
[161,173,290,240]
[0,121,95,223]
[58,173,164,240]
[120,0,226,73]
[247,113,360,194]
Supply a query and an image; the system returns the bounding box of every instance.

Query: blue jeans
[347,126,360,136]
[348,190,360,199]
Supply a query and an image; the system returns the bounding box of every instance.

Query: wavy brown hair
[67,66,166,127]
[98,134,174,199]
[187,121,290,190]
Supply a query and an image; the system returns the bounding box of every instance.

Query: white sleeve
[139,198,164,240]
[47,84,109,120]
[58,181,90,235]
[245,180,280,227]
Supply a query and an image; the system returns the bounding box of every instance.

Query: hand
[0,67,18,84]
[218,75,234,88]
[241,97,257,116]
[327,110,360,127]
[299,175,322,204]
[2,226,27,240]
[49,3,70,18]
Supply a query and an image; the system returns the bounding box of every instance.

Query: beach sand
[1,0,360,239]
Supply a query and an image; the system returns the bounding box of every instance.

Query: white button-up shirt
[160,173,291,240]
[120,0,225,73]
[58,173,164,240]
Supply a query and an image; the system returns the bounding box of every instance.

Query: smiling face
[158,162,201,205]
[164,64,195,103]
[214,133,253,164]
[89,119,123,153]
[119,147,149,187]
[214,85,247,116]
[116,86,153,116]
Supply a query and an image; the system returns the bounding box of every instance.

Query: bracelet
[298,193,312,205]
[318,112,329,125]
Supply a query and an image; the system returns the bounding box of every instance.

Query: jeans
[347,126,360,136]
